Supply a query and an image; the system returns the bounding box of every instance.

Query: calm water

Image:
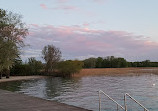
[0,74,158,111]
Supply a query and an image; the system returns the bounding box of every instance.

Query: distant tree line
[128,60,158,67]
[10,55,158,77]
[83,56,158,68]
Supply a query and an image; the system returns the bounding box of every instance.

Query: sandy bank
[0,76,46,83]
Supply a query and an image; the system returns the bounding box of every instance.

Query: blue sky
[1,0,158,61]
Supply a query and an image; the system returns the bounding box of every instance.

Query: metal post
[117,104,119,111]
[125,93,149,111]
[98,90,125,111]
[124,94,127,111]
[98,91,101,111]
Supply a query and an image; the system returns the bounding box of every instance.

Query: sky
[1,0,158,61]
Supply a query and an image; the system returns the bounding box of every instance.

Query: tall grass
[73,67,158,77]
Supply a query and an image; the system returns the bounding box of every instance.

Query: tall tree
[0,8,28,78]
[28,57,43,75]
[42,45,61,73]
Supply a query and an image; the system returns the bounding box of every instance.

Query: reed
[73,67,158,77]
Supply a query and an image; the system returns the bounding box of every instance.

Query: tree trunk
[0,72,2,79]
[6,69,10,79]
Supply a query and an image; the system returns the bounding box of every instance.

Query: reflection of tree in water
[0,80,23,92]
[44,77,81,101]
[0,79,47,98]
[18,79,47,98]
[0,77,82,102]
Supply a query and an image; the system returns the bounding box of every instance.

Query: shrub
[57,60,83,77]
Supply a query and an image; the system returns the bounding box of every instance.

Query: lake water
[0,74,158,111]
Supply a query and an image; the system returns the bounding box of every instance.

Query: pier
[0,89,91,111]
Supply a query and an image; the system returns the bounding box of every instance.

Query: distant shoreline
[73,67,158,77]
[1,67,158,83]
[0,76,46,83]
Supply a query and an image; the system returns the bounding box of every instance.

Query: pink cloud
[40,3,78,11]
[25,24,158,61]
[40,4,48,9]
[29,24,39,27]
[83,23,90,27]
[53,5,78,10]
[39,3,95,17]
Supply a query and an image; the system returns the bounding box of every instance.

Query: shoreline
[0,76,46,83]
[0,67,158,83]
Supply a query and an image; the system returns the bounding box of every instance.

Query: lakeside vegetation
[1,8,158,78]
[73,67,158,77]
[83,56,158,68]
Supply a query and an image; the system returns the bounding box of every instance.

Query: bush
[57,60,83,77]
[10,58,43,76]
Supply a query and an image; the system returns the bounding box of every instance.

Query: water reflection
[0,74,158,111]
[44,77,81,100]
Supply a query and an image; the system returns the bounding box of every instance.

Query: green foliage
[57,60,83,77]
[10,64,31,76]
[28,57,43,75]
[11,58,43,76]
[83,56,158,68]
[42,45,61,73]
[83,56,128,68]
[83,58,96,68]
[0,8,28,77]
[0,38,19,76]
[129,60,158,67]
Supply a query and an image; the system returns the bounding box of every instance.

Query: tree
[0,8,28,78]
[83,58,96,68]
[96,57,103,68]
[28,57,43,75]
[0,38,18,78]
[0,9,28,46]
[42,45,61,73]
[57,60,83,77]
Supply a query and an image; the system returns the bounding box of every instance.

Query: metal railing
[98,90,125,111]
[124,93,149,111]
[98,90,149,111]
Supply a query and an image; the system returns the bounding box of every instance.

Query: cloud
[23,25,158,61]
[53,5,78,10]
[40,3,78,11]
[40,4,48,9]
[82,21,106,27]
[39,2,95,17]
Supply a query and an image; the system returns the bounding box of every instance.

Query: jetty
[0,89,91,111]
